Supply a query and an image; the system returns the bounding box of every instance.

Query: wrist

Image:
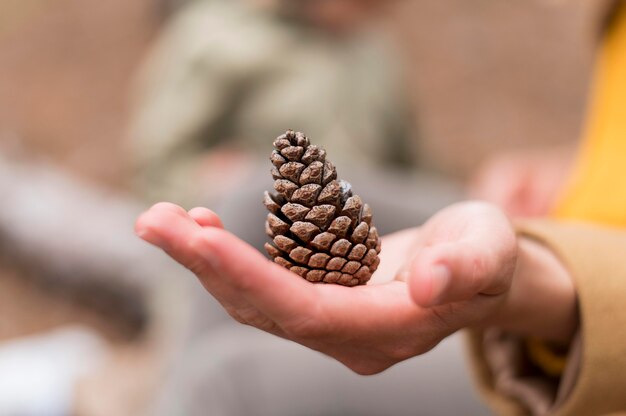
[487,237,579,343]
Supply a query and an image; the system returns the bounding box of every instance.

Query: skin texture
[135,201,577,375]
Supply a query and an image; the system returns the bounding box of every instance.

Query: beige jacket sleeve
[466,220,626,416]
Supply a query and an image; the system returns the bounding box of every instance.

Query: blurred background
[0,0,611,414]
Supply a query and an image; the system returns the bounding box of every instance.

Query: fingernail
[429,264,451,304]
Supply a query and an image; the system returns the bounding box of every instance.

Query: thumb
[406,240,515,308]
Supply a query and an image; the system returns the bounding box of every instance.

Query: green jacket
[129,0,415,206]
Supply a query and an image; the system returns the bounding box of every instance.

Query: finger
[372,227,420,285]
[408,239,516,308]
[136,202,317,325]
[189,226,319,325]
[136,204,287,333]
[135,202,196,251]
[136,203,241,307]
[188,207,224,228]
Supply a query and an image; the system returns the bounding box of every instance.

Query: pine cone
[263,130,381,286]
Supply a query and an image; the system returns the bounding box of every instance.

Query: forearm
[487,237,578,343]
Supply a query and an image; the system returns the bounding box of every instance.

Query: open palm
[136,201,516,374]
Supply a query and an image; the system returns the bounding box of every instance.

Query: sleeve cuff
[466,219,626,415]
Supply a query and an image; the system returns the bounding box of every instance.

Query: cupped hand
[135,201,517,374]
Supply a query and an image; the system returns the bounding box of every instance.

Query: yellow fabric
[529,4,626,382]
[467,221,626,416]
[553,5,626,226]
[466,6,626,415]
[517,221,626,416]
[525,338,567,377]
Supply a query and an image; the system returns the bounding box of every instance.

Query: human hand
[400,202,577,343]
[135,201,574,374]
[469,147,575,217]
[136,202,450,374]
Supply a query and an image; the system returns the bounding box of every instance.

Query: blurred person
[136,2,626,416]
[469,145,577,218]
[129,0,415,208]
[129,0,461,254]
[469,1,622,222]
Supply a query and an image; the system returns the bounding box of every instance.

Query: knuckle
[470,254,488,290]
[429,303,457,332]
[467,245,500,294]
[187,230,219,260]
[186,232,206,252]
[184,234,214,275]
